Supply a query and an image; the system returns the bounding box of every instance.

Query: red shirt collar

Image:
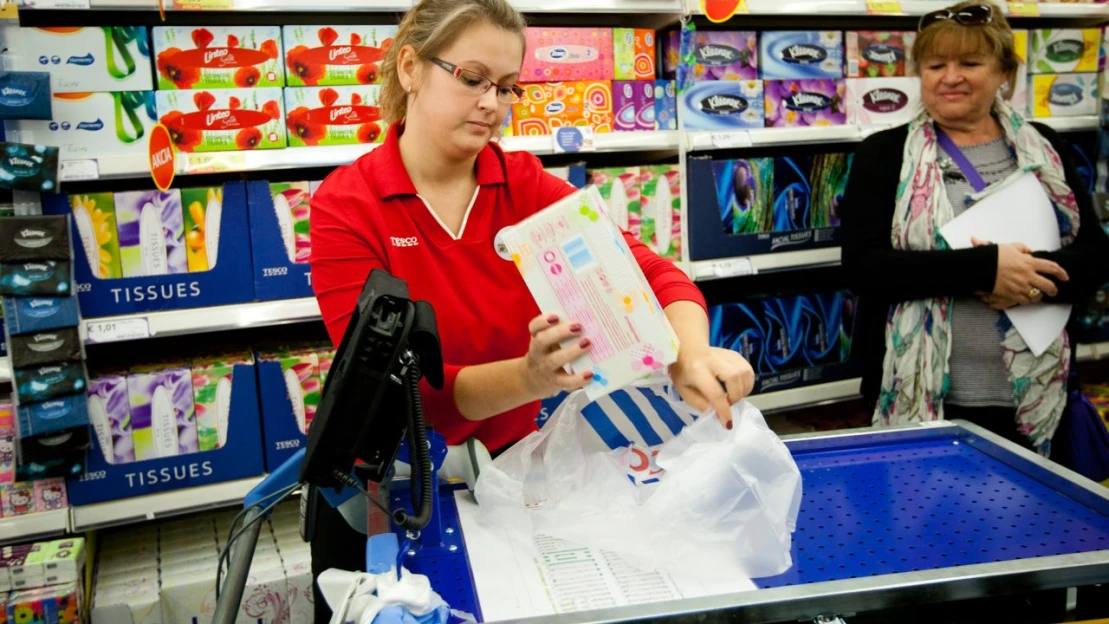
[373,122,507,199]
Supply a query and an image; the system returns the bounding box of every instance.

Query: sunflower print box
[153,26,284,90]
[495,185,679,401]
[285,86,385,147]
[156,88,286,152]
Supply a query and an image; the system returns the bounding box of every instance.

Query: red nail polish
[570,323,583,333]
[726,420,734,430]
[579,338,591,348]
[584,371,594,380]
[547,315,559,324]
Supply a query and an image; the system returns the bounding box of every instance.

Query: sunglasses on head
[918,4,993,31]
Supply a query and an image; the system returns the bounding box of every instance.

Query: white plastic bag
[473,378,802,581]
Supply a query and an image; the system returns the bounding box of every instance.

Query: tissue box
[640,165,682,260]
[3,92,158,160]
[156,88,286,152]
[679,80,765,130]
[496,186,679,400]
[1011,30,1030,113]
[710,301,768,372]
[1029,73,1098,117]
[1,482,34,516]
[765,79,847,127]
[8,327,82,367]
[759,31,844,79]
[522,27,614,82]
[283,25,396,86]
[810,153,853,228]
[179,186,223,273]
[591,167,641,234]
[17,394,89,437]
[655,80,677,130]
[846,77,920,126]
[268,182,312,264]
[14,361,86,403]
[845,31,915,78]
[512,81,614,135]
[662,29,680,79]
[190,354,242,452]
[1,404,14,484]
[70,193,123,279]
[246,181,313,301]
[153,26,284,89]
[613,28,656,81]
[712,158,774,235]
[114,190,188,278]
[285,85,385,146]
[774,156,813,231]
[690,31,759,81]
[87,373,135,464]
[127,367,198,461]
[1,26,153,93]
[1,298,79,336]
[1028,28,1100,73]
[0,261,71,297]
[0,216,71,262]
[6,581,81,623]
[612,80,655,131]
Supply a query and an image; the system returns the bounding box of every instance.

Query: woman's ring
[1029,287,1041,299]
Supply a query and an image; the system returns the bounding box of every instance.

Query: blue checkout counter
[391,420,1109,623]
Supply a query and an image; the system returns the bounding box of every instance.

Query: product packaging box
[0,70,52,120]
[14,361,86,403]
[32,479,68,512]
[662,29,680,79]
[774,155,813,231]
[191,353,245,452]
[8,327,82,368]
[114,189,188,278]
[612,80,655,131]
[496,186,679,400]
[1,482,34,517]
[87,373,135,465]
[153,26,284,89]
[591,167,641,234]
[41,183,255,318]
[318,348,335,389]
[6,581,81,623]
[179,186,224,273]
[845,31,915,78]
[126,367,198,461]
[1028,28,1100,73]
[70,193,123,280]
[68,361,263,506]
[512,81,614,135]
[257,348,322,471]
[679,80,765,130]
[268,181,312,265]
[1011,30,1030,114]
[283,25,396,86]
[689,31,759,81]
[0,261,71,297]
[765,79,847,127]
[522,27,615,82]
[245,181,312,301]
[285,85,385,146]
[0,26,153,93]
[17,394,89,438]
[1,404,14,484]
[654,79,677,130]
[640,165,682,260]
[0,216,71,262]
[712,158,775,235]
[710,301,768,373]
[1029,73,1099,117]
[759,31,845,79]
[613,28,656,80]
[3,92,158,160]
[846,77,920,127]
[156,88,287,152]
[809,152,853,228]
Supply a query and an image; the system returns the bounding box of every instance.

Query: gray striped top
[940,137,1018,407]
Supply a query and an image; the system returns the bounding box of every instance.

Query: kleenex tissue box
[759,31,844,80]
[495,186,679,400]
[679,80,765,130]
[1029,73,1098,117]
[846,77,920,127]
[1028,29,1100,73]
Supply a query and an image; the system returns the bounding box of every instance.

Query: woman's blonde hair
[380,0,527,125]
[911,0,1021,98]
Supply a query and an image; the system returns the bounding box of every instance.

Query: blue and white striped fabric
[567,382,698,454]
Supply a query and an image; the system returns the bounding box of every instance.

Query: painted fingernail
[569,323,583,333]
[579,338,592,348]
[547,314,559,324]
[584,371,595,381]
[726,420,734,430]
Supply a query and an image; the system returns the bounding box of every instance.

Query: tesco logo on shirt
[391,236,419,247]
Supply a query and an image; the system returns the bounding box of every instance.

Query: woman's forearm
[453,357,540,421]
[665,300,712,352]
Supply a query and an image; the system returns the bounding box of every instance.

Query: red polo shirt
[310,124,706,451]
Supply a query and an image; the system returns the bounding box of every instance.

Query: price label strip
[60,159,99,182]
[711,257,756,279]
[181,152,247,175]
[709,131,753,150]
[1007,2,1039,17]
[865,0,902,14]
[553,127,596,154]
[86,317,151,344]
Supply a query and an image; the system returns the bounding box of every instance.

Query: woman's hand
[669,344,755,428]
[973,237,1068,305]
[518,313,594,399]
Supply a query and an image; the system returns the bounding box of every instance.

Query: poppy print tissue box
[153,26,284,90]
[285,86,385,147]
[156,88,286,152]
[283,26,396,87]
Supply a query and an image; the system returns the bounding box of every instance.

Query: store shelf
[0,358,10,384]
[502,130,680,155]
[1077,341,1109,362]
[82,298,321,345]
[688,247,841,281]
[0,509,69,546]
[1035,115,1100,133]
[69,476,264,532]
[22,0,412,10]
[686,125,863,152]
[687,0,1109,18]
[747,378,862,413]
[509,0,682,11]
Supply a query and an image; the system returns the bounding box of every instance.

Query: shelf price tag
[168,0,234,8]
[60,159,98,182]
[700,0,747,22]
[865,0,902,14]
[86,317,150,344]
[710,131,752,149]
[181,152,246,175]
[1007,2,1039,17]
[712,257,755,278]
[19,0,91,8]
[553,127,596,154]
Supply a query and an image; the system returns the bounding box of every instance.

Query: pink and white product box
[612,80,655,131]
[521,27,615,82]
[846,78,921,127]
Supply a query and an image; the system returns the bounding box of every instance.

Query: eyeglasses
[918,4,993,31]
[430,57,524,104]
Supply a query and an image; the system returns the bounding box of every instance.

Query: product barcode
[562,236,596,272]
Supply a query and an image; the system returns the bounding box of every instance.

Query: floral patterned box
[153,26,284,90]
[283,25,395,86]
[156,88,286,152]
[678,80,765,130]
[511,81,614,135]
[764,79,847,127]
[284,86,385,147]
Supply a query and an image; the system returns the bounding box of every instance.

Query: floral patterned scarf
[876,98,1080,455]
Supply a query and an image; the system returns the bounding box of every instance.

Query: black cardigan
[841,123,1109,406]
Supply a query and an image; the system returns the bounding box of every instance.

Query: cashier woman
[307,0,755,619]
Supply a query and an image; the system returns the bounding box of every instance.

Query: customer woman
[842,1,1109,455]
[307,0,754,619]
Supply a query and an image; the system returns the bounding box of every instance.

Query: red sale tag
[700,0,748,23]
